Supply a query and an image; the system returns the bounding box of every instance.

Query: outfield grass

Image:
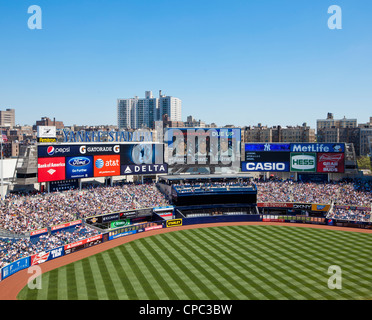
[17,225,372,300]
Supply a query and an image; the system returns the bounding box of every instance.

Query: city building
[317,113,358,130]
[0,108,15,128]
[34,117,64,130]
[243,123,315,143]
[117,90,182,129]
[317,113,372,156]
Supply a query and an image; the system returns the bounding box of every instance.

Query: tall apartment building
[317,113,372,156]
[117,90,182,129]
[243,123,315,143]
[0,108,15,128]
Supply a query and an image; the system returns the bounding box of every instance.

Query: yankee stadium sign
[62,129,153,143]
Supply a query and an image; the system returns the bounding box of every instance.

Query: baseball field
[16,224,372,300]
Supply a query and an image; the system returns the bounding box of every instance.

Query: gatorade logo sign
[290,153,316,172]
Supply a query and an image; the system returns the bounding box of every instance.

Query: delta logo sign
[93,155,120,177]
[38,157,66,182]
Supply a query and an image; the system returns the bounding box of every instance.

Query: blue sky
[0,0,371,128]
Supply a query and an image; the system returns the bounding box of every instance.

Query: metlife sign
[290,143,345,153]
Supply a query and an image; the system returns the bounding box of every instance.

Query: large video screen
[37,143,166,183]
[165,128,241,170]
[241,143,345,173]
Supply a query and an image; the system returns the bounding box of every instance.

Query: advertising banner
[245,143,291,152]
[37,126,57,143]
[110,219,131,229]
[121,163,168,175]
[51,219,82,232]
[317,153,345,173]
[242,151,290,172]
[242,161,290,172]
[257,203,294,208]
[290,153,317,172]
[30,246,64,266]
[30,228,48,237]
[66,156,94,179]
[290,143,345,153]
[166,219,183,228]
[49,179,79,192]
[293,203,313,210]
[311,204,331,212]
[38,157,66,182]
[38,143,128,158]
[1,257,30,280]
[37,145,81,158]
[93,155,120,177]
[64,234,103,255]
[108,229,137,240]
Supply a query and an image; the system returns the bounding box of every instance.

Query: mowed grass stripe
[135,238,199,300]
[106,248,139,300]
[210,226,327,299]
[214,226,313,299]
[169,231,244,300]
[248,229,347,300]
[211,226,317,300]
[129,240,178,299]
[265,227,372,299]
[261,225,372,293]
[66,263,78,300]
[149,234,220,300]
[201,226,316,300]
[87,255,111,300]
[117,244,160,300]
[81,257,99,300]
[225,225,372,300]
[183,228,285,299]
[188,228,281,300]
[157,232,231,299]
[73,261,89,299]
[95,253,119,300]
[113,245,152,299]
[228,226,359,299]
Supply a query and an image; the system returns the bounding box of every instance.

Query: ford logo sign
[68,157,91,167]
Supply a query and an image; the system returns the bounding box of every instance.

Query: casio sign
[243,162,288,172]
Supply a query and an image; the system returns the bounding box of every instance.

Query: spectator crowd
[0,225,100,268]
[256,179,372,207]
[0,179,371,268]
[0,183,169,234]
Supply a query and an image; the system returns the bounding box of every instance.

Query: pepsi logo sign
[47,146,55,155]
